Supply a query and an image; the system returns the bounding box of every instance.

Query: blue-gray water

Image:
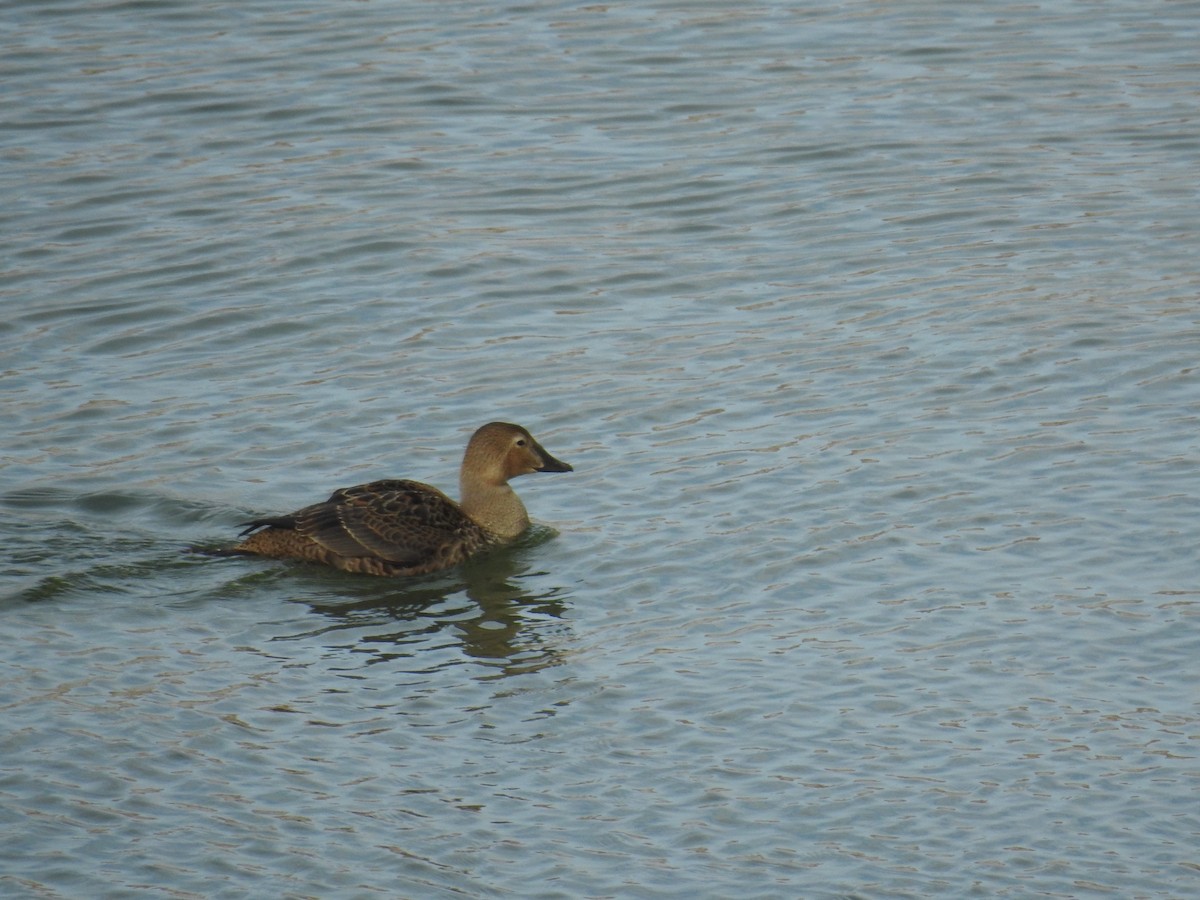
[3,1,1199,897]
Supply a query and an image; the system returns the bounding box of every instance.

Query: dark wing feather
[236,515,296,537]
[293,479,483,569]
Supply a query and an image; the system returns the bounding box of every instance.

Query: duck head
[463,421,573,487]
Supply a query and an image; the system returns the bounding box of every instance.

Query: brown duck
[231,422,572,576]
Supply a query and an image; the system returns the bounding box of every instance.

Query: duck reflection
[291,526,570,678]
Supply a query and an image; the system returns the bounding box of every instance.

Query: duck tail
[188,544,251,558]
[236,515,297,537]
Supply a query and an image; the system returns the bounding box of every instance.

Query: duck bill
[534,442,573,473]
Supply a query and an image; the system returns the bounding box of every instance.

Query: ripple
[3,0,1200,897]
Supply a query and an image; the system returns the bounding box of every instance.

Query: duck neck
[460,480,530,540]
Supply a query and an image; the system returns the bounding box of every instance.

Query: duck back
[235,480,497,576]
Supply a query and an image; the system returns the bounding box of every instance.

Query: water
[3,0,1199,896]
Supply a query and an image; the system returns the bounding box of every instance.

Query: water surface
[3,1,1199,897]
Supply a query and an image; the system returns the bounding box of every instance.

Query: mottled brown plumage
[231,422,572,576]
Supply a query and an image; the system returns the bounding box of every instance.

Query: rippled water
[4,0,1199,896]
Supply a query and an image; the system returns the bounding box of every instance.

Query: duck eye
[515,438,527,446]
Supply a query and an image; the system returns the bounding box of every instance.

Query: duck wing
[292,479,486,569]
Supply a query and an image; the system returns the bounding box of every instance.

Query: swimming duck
[231,422,572,576]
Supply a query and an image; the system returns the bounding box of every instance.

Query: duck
[230,422,572,576]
